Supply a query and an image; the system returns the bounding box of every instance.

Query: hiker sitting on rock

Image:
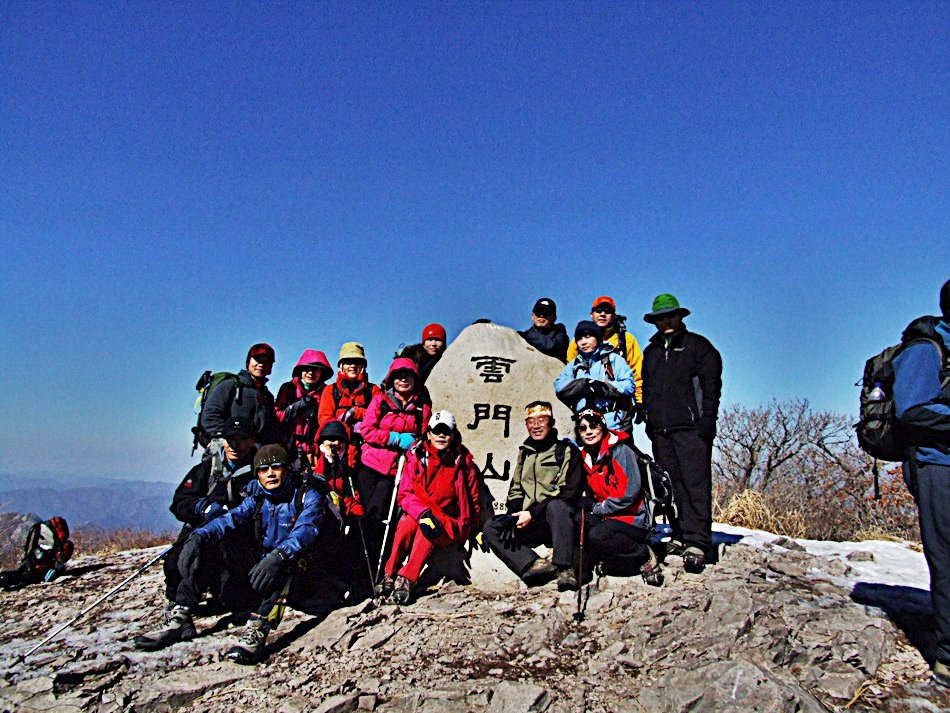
[376,411,481,605]
[396,323,448,385]
[518,298,569,362]
[135,444,324,664]
[159,417,258,616]
[555,321,636,432]
[573,409,661,587]
[481,402,585,589]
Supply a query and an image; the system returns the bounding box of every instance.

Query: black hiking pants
[357,465,397,568]
[906,460,950,665]
[483,499,577,575]
[650,429,713,552]
[174,533,286,616]
[581,514,650,576]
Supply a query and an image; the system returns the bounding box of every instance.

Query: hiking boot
[640,559,664,587]
[666,539,687,557]
[134,605,196,651]
[683,546,706,574]
[521,557,557,586]
[392,575,414,605]
[933,661,950,689]
[226,615,270,664]
[374,574,395,598]
[556,567,578,592]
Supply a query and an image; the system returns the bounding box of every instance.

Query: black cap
[574,320,603,342]
[220,417,252,440]
[317,420,350,444]
[532,298,556,318]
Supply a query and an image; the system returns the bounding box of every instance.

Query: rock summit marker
[425,321,574,510]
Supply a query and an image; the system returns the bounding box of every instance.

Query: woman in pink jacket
[376,410,481,605]
[275,349,333,465]
[357,357,431,563]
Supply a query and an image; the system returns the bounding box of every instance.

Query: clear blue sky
[2,2,947,482]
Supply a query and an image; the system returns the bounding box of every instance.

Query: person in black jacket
[162,417,258,611]
[519,298,569,362]
[641,294,722,573]
[200,343,284,446]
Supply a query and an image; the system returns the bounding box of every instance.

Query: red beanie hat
[422,323,446,342]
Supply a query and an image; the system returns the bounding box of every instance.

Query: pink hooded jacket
[359,358,432,476]
[275,349,333,452]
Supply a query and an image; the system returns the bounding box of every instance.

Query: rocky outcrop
[0,541,945,712]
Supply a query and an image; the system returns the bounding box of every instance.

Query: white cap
[428,410,457,431]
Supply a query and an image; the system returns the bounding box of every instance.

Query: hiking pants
[650,429,713,552]
[357,465,397,565]
[483,499,576,575]
[582,515,650,576]
[907,460,950,665]
[385,514,453,583]
[175,534,281,615]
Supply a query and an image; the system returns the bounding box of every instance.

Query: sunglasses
[430,426,454,436]
[256,463,285,474]
[592,306,614,314]
[577,422,602,433]
[340,361,366,368]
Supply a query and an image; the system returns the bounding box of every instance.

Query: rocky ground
[1,539,948,713]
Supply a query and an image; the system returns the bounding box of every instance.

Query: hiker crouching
[136,444,324,664]
[376,410,481,605]
[482,402,585,588]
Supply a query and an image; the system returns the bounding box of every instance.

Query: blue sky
[1,2,947,482]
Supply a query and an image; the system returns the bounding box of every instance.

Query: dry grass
[716,489,807,539]
[1,525,175,572]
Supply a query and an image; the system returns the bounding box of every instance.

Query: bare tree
[713,398,918,541]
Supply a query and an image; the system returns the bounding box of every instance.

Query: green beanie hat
[643,294,691,324]
[254,444,288,471]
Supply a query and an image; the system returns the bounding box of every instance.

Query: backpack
[856,332,950,462]
[191,370,242,454]
[23,518,73,576]
[630,445,677,535]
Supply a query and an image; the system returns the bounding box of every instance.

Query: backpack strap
[600,353,616,382]
[554,439,567,468]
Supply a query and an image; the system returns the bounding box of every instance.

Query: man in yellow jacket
[566,296,644,402]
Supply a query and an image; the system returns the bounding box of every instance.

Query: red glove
[345,496,365,518]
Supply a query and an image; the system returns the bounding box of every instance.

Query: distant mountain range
[0,473,178,533]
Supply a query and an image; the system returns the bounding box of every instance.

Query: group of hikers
[122,292,725,664]
[124,293,724,664]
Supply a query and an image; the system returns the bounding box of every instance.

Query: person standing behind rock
[555,321,636,432]
[566,296,644,401]
[200,343,284,446]
[481,402,585,587]
[376,411,481,605]
[358,358,432,565]
[641,294,722,574]
[519,298,569,362]
[396,323,448,385]
[275,349,333,467]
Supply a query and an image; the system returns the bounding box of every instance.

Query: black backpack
[630,445,678,535]
[856,327,950,462]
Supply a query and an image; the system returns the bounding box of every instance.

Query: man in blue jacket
[135,444,324,664]
[894,279,950,688]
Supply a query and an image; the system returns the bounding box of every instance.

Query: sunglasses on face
[577,422,601,433]
[256,464,285,474]
[430,426,453,437]
[592,307,614,315]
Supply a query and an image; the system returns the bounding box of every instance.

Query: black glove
[697,419,716,445]
[177,533,204,578]
[418,510,444,542]
[248,550,288,593]
[632,402,645,425]
[492,514,519,550]
[284,396,314,420]
[194,498,226,521]
[472,530,490,553]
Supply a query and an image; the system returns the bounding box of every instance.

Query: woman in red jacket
[573,408,659,587]
[317,342,380,468]
[376,410,480,605]
[357,357,431,563]
[275,349,333,465]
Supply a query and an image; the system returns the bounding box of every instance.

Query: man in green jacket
[482,402,586,588]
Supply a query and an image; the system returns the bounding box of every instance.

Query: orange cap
[591,296,616,311]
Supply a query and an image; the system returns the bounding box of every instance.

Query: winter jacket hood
[383,357,421,391]
[292,349,333,380]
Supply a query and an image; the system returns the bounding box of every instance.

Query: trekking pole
[19,544,174,662]
[376,454,406,584]
[574,508,585,623]
[341,465,377,598]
